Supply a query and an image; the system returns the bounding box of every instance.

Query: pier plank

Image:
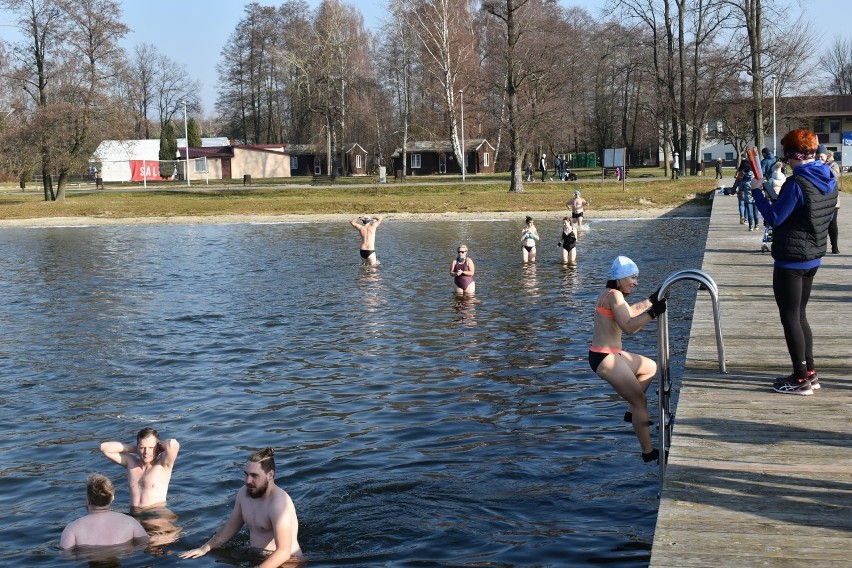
[650,188,852,567]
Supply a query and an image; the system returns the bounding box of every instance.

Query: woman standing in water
[559,216,577,265]
[450,245,475,296]
[521,216,539,262]
[589,256,667,463]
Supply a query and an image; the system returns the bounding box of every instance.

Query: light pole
[771,75,777,156]
[459,90,465,182]
[179,100,190,187]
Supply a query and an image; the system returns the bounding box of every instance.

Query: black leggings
[828,211,839,252]
[773,266,817,376]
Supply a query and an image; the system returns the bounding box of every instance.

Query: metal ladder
[655,269,726,489]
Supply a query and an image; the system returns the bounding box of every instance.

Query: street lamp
[179,100,190,187]
[771,75,777,156]
[459,90,465,182]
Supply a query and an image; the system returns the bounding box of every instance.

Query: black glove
[647,296,667,319]
[649,287,661,305]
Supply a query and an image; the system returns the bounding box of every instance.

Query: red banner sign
[130,160,162,181]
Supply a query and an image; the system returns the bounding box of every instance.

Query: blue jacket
[760,151,777,180]
[753,160,837,269]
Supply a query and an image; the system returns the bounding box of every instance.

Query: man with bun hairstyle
[588,256,667,462]
[60,474,148,548]
[753,129,837,395]
[179,448,302,566]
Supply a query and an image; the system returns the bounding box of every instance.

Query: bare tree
[820,36,852,95]
[381,0,417,178]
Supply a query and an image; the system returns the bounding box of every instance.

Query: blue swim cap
[610,256,639,280]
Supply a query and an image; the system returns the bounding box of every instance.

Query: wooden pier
[650,188,852,566]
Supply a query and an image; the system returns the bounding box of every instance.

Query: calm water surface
[0,215,708,567]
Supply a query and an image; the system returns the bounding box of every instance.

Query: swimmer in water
[350,214,383,266]
[179,448,302,567]
[589,256,667,463]
[559,216,577,265]
[521,216,539,262]
[451,244,475,296]
[100,427,180,509]
[568,190,588,229]
[60,474,148,549]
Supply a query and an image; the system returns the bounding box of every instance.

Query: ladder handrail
[656,269,726,487]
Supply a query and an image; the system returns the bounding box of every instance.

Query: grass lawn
[1,167,821,221]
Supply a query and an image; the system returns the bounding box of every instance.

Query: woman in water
[521,216,539,262]
[450,244,475,296]
[589,256,667,463]
[559,216,577,265]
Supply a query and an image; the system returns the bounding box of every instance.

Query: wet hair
[781,129,818,155]
[525,216,533,224]
[136,427,159,443]
[87,473,114,507]
[248,447,276,474]
[606,279,618,289]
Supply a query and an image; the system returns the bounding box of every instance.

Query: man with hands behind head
[179,447,302,567]
[100,427,180,509]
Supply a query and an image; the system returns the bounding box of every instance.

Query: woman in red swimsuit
[589,256,667,463]
[450,245,475,296]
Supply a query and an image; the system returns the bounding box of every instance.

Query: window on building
[290,156,299,170]
[814,119,825,133]
[703,152,712,162]
[411,154,421,169]
[194,157,207,173]
[725,152,734,161]
[356,154,362,169]
[830,119,841,133]
[483,152,489,167]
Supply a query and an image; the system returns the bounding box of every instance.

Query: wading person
[350,214,383,266]
[753,129,838,395]
[450,244,476,296]
[521,216,539,263]
[589,256,667,462]
[559,217,577,265]
[179,448,301,567]
[100,427,180,509]
[568,190,588,229]
[60,474,148,549]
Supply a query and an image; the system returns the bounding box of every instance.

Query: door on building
[222,158,232,179]
[438,154,446,174]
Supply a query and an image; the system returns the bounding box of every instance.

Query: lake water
[0,214,708,567]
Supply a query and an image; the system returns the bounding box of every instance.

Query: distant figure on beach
[60,474,148,549]
[589,256,667,463]
[100,427,180,509]
[539,153,547,182]
[568,190,588,228]
[451,244,476,296]
[521,216,539,262]
[715,157,723,179]
[559,217,577,265]
[179,448,302,567]
[350,214,383,266]
[525,162,534,182]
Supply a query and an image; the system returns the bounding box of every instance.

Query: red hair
[780,129,818,154]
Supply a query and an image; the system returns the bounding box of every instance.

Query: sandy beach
[0,203,710,228]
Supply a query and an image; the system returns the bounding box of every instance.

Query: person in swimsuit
[589,256,667,463]
[100,427,180,509]
[60,474,149,549]
[520,216,539,262]
[450,244,475,296]
[568,190,588,229]
[559,216,577,265]
[350,215,383,266]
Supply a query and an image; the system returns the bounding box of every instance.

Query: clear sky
[1,0,846,115]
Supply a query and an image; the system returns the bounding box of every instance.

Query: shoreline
[0,204,710,228]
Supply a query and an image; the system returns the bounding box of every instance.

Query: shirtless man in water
[567,190,589,229]
[179,448,301,567]
[60,473,148,549]
[350,214,383,266]
[100,427,180,509]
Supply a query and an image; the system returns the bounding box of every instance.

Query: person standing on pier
[753,129,838,395]
[588,256,667,462]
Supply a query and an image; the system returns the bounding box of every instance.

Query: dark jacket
[754,160,837,268]
[760,151,777,180]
